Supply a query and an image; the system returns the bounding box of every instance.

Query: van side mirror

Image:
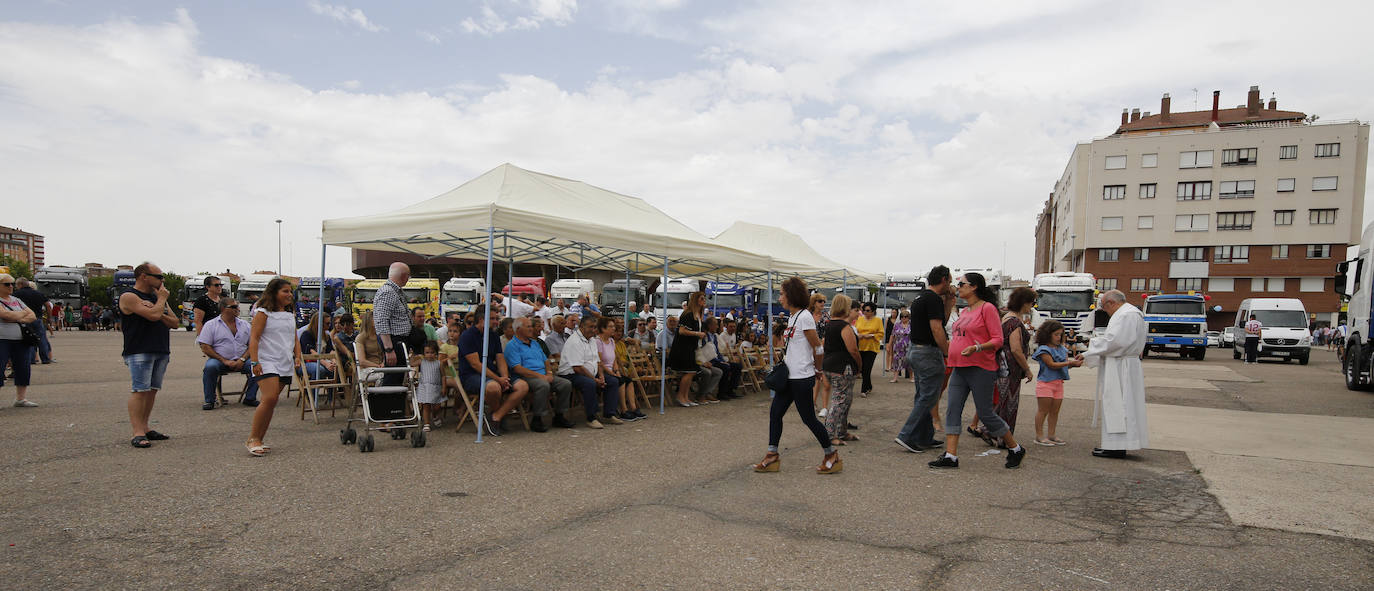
[1334,261,1350,297]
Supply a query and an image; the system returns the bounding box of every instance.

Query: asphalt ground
[2,332,1371,590]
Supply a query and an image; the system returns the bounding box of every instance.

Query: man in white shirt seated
[195,297,259,410]
[556,316,620,428]
[694,321,724,402]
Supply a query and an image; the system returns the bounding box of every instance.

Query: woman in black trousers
[753,277,840,474]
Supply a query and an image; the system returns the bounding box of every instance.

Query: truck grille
[1148,323,1201,335]
[1264,338,1299,346]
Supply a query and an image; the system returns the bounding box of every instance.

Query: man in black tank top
[118,263,180,449]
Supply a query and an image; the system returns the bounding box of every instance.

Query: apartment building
[0,225,44,267]
[1035,85,1369,329]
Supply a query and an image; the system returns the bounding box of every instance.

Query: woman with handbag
[667,292,706,407]
[928,272,1025,470]
[993,287,1036,436]
[0,274,40,407]
[753,277,841,475]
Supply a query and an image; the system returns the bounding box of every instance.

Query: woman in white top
[245,278,302,456]
[0,274,39,407]
[753,277,841,475]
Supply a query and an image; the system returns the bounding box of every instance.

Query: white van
[550,279,595,303]
[1231,298,1312,364]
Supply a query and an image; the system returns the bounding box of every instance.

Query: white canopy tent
[319,164,827,442]
[712,221,881,289]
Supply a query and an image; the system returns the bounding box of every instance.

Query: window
[1134,248,1149,262]
[1175,214,1209,232]
[1210,278,1235,292]
[1098,248,1119,262]
[1139,183,1157,199]
[1222,148,1258,166]
[1101,216,1123,231]
[1096,278,1118,291]
[1171,247,1205,261]
[1130,278,1147,291]
[1148,278,1162,291]
[1214,245,1250,263]
[1277,178,1295,192]
[1250,277,1265,291]
[1307,244,1331,259]
[1309,209,1337,225]
[1138,216,1154,229]
[1103,185,1126,200]
[1105,155,1127,169]
[1266,278,1286,293]
[1274,210,1294,226]
[1300,277,1325,292]
[1219,180,1255,198]
[1315,143,1340,158]
[1180,150,1214,168]
[1216,211,1254,231]
[1141,153,1158,168]
[1279,145,1297,159]
[1272,245,1289,259]
[1312,176,1338,191]
[1177,278,1204,291]
[1177,181,1212,200]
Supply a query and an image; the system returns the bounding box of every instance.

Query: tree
[88,276,113,306]
[0,255,33,280]
[164,272,187,312]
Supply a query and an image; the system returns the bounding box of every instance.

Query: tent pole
[659,255,668,415]
[476,226,494,443]
[711,277,718,318]
[624,266,630,338]
[842,270,848,295]
[315,244,326,388]
[767,271,775,399]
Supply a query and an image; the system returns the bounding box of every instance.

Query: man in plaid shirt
[373,262,414,385]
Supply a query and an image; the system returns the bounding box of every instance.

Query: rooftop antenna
[1191,88,1198,110]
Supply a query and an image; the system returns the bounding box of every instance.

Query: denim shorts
[124,353,170,392]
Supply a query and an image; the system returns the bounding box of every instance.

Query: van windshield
[1252,310,1308,328]
[1146,301,1205,315]
[652,293,692,309]
[442,290,478,305]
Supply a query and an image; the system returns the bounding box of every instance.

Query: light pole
[275,219,283,274]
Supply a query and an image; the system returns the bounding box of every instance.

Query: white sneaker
[587,419,604,429]
[818,407,828,418]
[13,399,37,408]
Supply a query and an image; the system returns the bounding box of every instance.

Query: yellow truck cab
[350,278,441,326]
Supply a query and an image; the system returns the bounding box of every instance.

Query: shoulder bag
[0,300,41,348]
[764,313,799,391]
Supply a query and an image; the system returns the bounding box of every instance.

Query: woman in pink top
[928,272,1026,470]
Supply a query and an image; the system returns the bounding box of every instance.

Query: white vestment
[1082,303,1149,450]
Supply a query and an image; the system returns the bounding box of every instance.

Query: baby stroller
[340,342,426,452]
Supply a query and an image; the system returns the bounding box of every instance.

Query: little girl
[411,340,448,432]
[1032,319,1082,446]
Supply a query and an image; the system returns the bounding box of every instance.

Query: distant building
[0,226,44,267]
[1034,85,1369,329]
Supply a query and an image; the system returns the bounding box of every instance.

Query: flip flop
[1034,438,1056,446]
[245,441,266,457]
[144,430,169,441]
[130,436,151,448]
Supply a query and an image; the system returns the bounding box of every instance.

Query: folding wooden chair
[445,358,482,433]
[297,352,349,423]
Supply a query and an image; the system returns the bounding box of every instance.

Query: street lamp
[275,219,283,274]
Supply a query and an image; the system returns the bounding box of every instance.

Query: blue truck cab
[706,281,754,318]
[294,277,347,327]
[1143,293,1209,360]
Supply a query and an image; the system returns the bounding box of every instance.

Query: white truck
[952,267,1003,309]
[235,273,278,315]
[650,278,698,319]
[1031,272,1097,349]
[34,266,88,314]
[550,278,596,304]
[441,278,484,318]
[878,272,926,323]
[1337,228,1374,387]
[182,274,234,330]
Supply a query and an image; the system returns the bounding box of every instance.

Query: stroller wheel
[346,428,357,444]
[410,430,424,448]
[339,428,349,445]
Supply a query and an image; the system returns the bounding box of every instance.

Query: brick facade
[1085,244,1342,330]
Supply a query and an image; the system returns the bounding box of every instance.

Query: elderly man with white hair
[372,262,414,386]
[1080,289,1149,459]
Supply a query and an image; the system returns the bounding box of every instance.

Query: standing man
[119,263,180,448]
[191,276,224,335]
[372,262,414,386]
[1243,313,1262,364]
[893,265,952,454]
[195,296,260,410]
[13,279,53,364]
[1081,289,1149,459]
[505,317,574,431]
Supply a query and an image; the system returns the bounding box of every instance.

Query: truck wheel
[1344,342,1365,391]
[1195,348,1206,361]
[1298,354,1309,366]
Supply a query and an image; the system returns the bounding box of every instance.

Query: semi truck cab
[1143,294,1209,360]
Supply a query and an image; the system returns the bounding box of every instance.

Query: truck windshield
[1252,310,1308,328]
[39,281,81,299]
[238,290,263,305]
[709,294,745,308]
[652,293,692,309]
[1036,291,1094,312]
[880,289,921,309]
[1146,301,1205,315]
[442,290,478,305]
[403,289,429,305]
[296,288,334,305]
[183,286,207,301]
[352,289,376,304]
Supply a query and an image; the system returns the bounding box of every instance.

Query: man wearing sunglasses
[192,276,225,336]
[118,262,180,448]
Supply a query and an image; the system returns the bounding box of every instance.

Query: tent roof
[712,221,882,288]
[321,164,771,276]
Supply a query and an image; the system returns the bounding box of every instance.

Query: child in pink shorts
[1031,320,1082,446]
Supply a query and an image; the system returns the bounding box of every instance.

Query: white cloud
[461,0,577,36]
[307,0,385,33]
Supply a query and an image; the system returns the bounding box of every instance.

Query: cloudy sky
[3,1,1372,280]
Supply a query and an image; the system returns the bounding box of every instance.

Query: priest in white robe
[1081,290,1149,458]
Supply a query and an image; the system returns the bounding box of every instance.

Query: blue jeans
[767,375,831,449]
[945,366,1008,438]
[201,358,260,404]
[897,345,946,447]
[29,319,51,363]
[0,339,32,388]
[566,373,618,420]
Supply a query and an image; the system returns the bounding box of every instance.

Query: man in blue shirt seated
[505,317,573,431]
[458,305,529,436]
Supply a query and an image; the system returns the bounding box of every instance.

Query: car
[1206,331,1221,348]
[1221,330,1236,348]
